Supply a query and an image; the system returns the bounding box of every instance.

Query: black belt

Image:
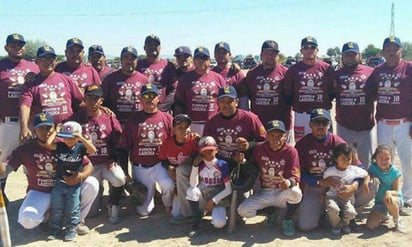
[133,163,157,168]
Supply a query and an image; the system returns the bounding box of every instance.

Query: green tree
[23,39,47,61]
[326,47,340,58]
[402,41,412,61]
[294,53,302,61]
[361,44,381,59]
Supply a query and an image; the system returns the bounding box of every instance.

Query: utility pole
[389,2,395,36]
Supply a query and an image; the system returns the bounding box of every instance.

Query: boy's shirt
[198,159,230,186]
[54,142,90,181]
[369,163,402,203]
[323,165,368,197]
[158,133,198,167]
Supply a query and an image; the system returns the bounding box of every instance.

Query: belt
[381,118,409,126]
[133,163,157,168]
[4,116,19,123]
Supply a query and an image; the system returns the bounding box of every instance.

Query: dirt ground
[2,166,412,247]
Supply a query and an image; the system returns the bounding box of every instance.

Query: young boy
[186,136,232,238]
[46,121,96,241]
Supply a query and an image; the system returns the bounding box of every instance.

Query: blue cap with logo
[310,108,331,121]
[342,42,359,54]
[265,120,286,133]
[121,46,138,57]
[34,113,54,128]
[218,86,237,99]
[301,36,318,48]
[88,45,104,55]
[140,83,160,96]
[37,46,57,57]
[6,33,26,45]
[383,36,401,49]
[57,121,82,138]
[194,46,210,58]
[174,46,192,57]
[214,42,230,53]
[66,37,84,48]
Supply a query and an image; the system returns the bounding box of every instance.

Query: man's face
[218,96,238,117]
[193,55,210,73]
[214,48,230,65]
[342,52,361,68]
[175,54,192,69]
[89,53,106,72]
[267,129,286,151]
[174,121,191,142]
[65,45,84,66]
[36,55,57,74]
[139,92,159,112]
[121,53,138,75]
[309,118,330,139]
[84,94,103,113]
[144,41,161,58]
[261,49,279,69]
[34,125,55,143]
[382,43,402,67]
[5,42,25,60]
[300,45,318,61]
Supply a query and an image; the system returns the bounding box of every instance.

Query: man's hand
[19,127,33,144]
[337,183,357,200]
[278,175,290,190]
[235,137,249,152]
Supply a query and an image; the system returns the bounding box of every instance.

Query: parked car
[242,55,257,69]
[367,56,385,67]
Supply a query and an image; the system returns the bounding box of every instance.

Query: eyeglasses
[302,45,317,50]
[142,93,157,99]
[312,119,330,126]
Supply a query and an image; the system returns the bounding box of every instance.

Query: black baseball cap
[89,45,104,55]
[6,33,26,45]
[145,35,161,45]
[174,46,192,57]
[121,46,138,57]
[194,46,210,58]
[66,37,84,48]
[84,85,103,97]
[261,40,279,52]
[301,36,318,48]
[173,114,192,127]
[214,42,230,53]
[140,83,160,96]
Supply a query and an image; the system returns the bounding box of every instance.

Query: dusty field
[2,166,412,247]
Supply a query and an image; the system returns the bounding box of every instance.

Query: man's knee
[18,209,43,229]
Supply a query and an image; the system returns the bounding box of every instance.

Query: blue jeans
[49,180,81,229]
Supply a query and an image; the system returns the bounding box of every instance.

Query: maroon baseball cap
[198,136,217,153]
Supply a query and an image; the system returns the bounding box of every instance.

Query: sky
[1,0,411,58]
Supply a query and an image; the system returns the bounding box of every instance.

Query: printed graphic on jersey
[255,76,281,105]
[116,81,143,112]
[308,149,333,175]
[190,80,218,112]
[34,152,57,187]
[260,158,286,187]
[215,126,242,159]
[6,68,31,98]
[377,72,401,105]
[298,72,324,103]
[338,74,367,106]
[82,123,109,157]
[38,82,70,116]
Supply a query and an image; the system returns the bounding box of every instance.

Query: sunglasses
[142,93,157,99]
[302,45,317,50]
[312,119,330,126]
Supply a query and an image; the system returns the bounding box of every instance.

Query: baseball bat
[227,162,241,234]
[0,189,11,247]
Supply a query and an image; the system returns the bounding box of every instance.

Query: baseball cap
[6,33,26,45]
[265,120,286,133]
[261,40,279,52]
[140,83,159,96]
[383,36,401,49]
[36,46,57,57]
[198,136,218,153]
[145,34,161,45]
[194,46,210,58]
[121,46,138,57]
[174,46,192,57]
[214,42,230,53]
[218,86,237,99]
[88,45,104,55]
[173,114,192,127]
[57,121,82,138]
[34,113,54,128]
[342,42,360,54]
[310,108,331,121]
[66,37,84,48]
[84,85,103,97]
[301,36,318,48]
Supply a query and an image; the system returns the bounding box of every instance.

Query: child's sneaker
[64,226,78,242]
[266,210,277,228]
[281,219,296,237]
[46,228,60,241]
[108,204,121,224]
[395,219,407,233]
[188,224,200,238]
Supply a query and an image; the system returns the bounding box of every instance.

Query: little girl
[366,145,407,233]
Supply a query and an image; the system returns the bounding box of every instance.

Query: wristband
[288,179,294,188]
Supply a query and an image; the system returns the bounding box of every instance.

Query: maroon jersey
[211,66,244,90]
[203,109,266,160]
[71,108,122,165]
[334,64,375,131]
[366,60,412,121]
[0,58,39,120]
[136,58,177,105]
[284,60,335,113]
[55,62,101,93]
[158,133,198,166]
[118,110,173,166]
[239,64,292,130]
[295,133,345,176]
[98,65,114,81]
[101,70,149,123]
[252,142,300,188]
[174,70,226,121]
[177,65,195,79]
[20,72,84,123]
[8,140,58,193]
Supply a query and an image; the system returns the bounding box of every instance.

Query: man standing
[0,33,39,201]
[19,46,84,141]
[174,47,226,135]
[174,46,194,79]
[117,84,175,216]
[284,36,335,142]
[238,40,292,141]
[102,46,148,124]
[367,36,412,209]
[88,45,113,81]
[137,35,177,112]
[334,42,375,166]
[55,37,101,93]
